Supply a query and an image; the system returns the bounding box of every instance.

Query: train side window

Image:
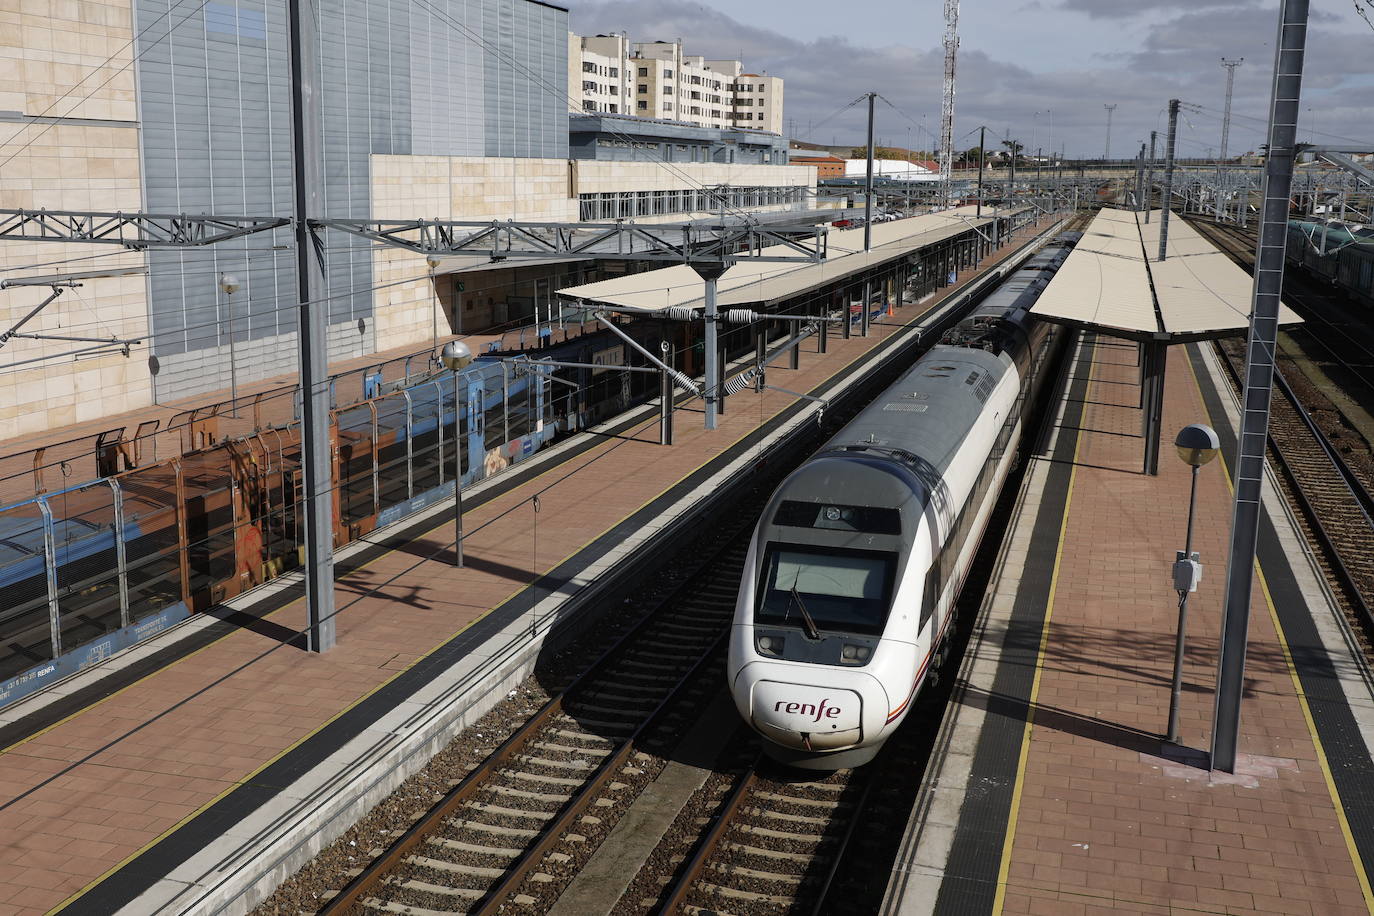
[920,565,939,630]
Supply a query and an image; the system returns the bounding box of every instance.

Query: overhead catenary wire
[0,0,211,171]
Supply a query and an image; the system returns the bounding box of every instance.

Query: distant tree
[849,146,909,160]
[965,146,985,164]
[1001,138,1025,160]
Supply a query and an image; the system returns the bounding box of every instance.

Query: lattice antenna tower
[1219,58,1244,160]
[939,0,960,197]
[1103,103,1117,159]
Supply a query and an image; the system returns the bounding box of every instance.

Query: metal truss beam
[0,209,289,248]
[315,218,827,264]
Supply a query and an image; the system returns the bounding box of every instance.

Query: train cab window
[755,543,896,636]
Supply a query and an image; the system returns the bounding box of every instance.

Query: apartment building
[732,74,784,135]
[569,32,631,115]
[568,35,784,135]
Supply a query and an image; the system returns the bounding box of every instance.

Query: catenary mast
[940,0,960,204]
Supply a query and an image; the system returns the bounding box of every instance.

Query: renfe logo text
[774,698,841,722]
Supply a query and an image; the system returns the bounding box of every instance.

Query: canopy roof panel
[558,205,1005,312]
[1031,208,1300,341]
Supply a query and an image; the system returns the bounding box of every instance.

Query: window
[582,61,597,73]
[582,80,597,92]
[664,68,673,78]
[638,67,648,76]
[664,102,673,111]
[663,85,673,95]
[582,100,595,111]
[637,100,647,110]
[608,103,617,113]
[755,544,897,636]
[609,67,618,78]
[637,84,647,94]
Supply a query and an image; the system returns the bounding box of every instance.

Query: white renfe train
[727,236,1077,769]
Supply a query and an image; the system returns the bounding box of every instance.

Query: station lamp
[1165,423,1220,744]
[442,340,474,567]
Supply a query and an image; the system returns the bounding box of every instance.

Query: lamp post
[427,257,442,358]
[218,272,242,416]
[442,340,474,567]
[1166,423,1221,745]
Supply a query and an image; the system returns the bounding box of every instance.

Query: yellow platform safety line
[44,269,956,915]
[1182,346,1374,912]
[990,332,1094,915]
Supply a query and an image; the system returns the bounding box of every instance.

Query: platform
[0,215,1065,915]
[885,332,1374,914]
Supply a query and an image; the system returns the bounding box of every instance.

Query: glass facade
[134,0,568,397]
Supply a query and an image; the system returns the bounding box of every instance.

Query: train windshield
[755,543,896,636]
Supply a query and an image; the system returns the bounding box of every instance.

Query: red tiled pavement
[0,218,1063,915]
[995,337,1374,914]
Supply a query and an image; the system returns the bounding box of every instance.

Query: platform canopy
[557,205,1004,312]
[1030,207,1301,341]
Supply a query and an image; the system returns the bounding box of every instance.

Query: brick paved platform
[0,218,1065,915]
[887,333,1374,915]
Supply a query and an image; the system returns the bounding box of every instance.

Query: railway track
[320,536,751,916]
[1186,218,1374,636]
[1212,338,1374,635]
[658,762,870,916]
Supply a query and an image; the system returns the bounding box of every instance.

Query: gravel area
[249,535,716,915]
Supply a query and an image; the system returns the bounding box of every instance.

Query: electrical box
[1172,550,1202,593]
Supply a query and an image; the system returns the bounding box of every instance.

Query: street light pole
[442,340,474,567]
[219,272,241,417]
[1166,423,1220,745]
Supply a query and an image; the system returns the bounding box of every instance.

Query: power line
[0,0,209,171]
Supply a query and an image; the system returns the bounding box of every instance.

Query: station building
[0,0,816,442]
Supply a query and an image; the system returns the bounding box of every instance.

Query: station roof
[557,205,1002,312]
[1030,207,1301,341]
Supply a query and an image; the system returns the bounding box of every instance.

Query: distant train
[1286,219,1374,309]
[726,238,1076,769]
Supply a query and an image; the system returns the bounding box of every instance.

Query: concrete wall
[0,0,150,441]
[370,155,579,355]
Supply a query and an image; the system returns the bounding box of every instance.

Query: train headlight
[841,644,873,664]
[756,634,784,656]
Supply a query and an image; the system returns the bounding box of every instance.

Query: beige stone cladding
[369,155,578,354]
[0,0,148,444]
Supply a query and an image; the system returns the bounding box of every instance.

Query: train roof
[819,344,1013,488]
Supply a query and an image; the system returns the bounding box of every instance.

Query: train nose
[750,680,865,751]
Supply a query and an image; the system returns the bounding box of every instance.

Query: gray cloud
[565,0,1373,157]
[1056,0,1239,19]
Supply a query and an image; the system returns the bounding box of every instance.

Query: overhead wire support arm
[0,208,289,248]
[314,218,826,265]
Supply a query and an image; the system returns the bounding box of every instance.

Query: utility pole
[1103,103,1117,160]
[288,0,335,652]
[976,125,986,218]
[1220,58,1244,161]
[1135,142,1146,211]
[1212,0,1308,774]
[1145,130,1157,222]
[1158,99,1180,261]
[865,92,876,252]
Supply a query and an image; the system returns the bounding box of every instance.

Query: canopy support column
[1142,338,1167,476]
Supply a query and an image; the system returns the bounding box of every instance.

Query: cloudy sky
[563,0,1373,158]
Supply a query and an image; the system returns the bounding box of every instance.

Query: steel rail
[659,763,760,914]
[1214,342,1374,635]
[471,631,729,914]
[320,548,742,914]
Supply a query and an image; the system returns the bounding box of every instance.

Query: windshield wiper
[790,586,822,641]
